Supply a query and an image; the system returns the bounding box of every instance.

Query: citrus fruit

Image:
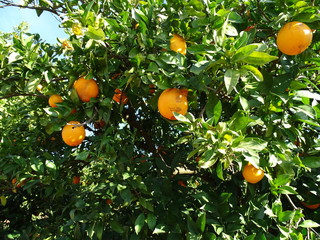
[113,89,129,104]
[72,176,80,184]
[301,201,320,210]
[74,77,99,102]
[62,121,85,147]
[158,88,188,120]
[170,34,187,55]
[242,162,264,184]
[276,21,313,55]
[48,94,63,108]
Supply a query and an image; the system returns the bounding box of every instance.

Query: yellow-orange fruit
[74,77,99,102]
[276,21,313,55]
[170,34,187,55]
[158,88,188,120]
[62,121,85,147]
[242,163,264,184]
[48,94,63,108]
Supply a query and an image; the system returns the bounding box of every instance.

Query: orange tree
[0,0,320,239]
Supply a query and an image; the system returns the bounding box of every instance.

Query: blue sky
[0,6,67,44]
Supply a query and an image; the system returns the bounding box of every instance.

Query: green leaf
[241,65,263,81]
[85,26,106,40]
[278,210,296,222]
[233,44,258,62]
[224,69,240,94]
[153,224,168,234]
[278,186,298,195]
[135,213,145,235]
[0,195,7,206]
[110,220,125,233]
[295,90,320,101]
[229,111,249,131]
[299,220,320,228]
[301,157,320,168]
[216,161,224,180]
[206,94,222,125]
[190,61,210,75]
[242,51,278,65]
[146,213,157,230]
[196,212,206,233]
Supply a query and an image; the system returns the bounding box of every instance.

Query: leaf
[299,220,320,228]
[8,52,22,64]
[242,51,278,65]
[85,26,106,40]
[233,44,258,62]
[278,186,298,195]
[301,157,320,168]
[0,195,7,206]
[295,90,320,101]
[110,220,125,233]
[224,69,240,94]
[153,224,167,234]
[190,61,210,75]
[146,213,157,230]
[241,65,263,81]
[135,213,145,235]
[206,94,222,125]
[196,212,206,233]
[229,111,249,131]
[278,210,296,222]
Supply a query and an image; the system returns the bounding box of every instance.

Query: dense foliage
[0,0,320,239]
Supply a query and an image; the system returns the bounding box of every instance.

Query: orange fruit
[72,176,80,184]
[242,162,264,184]
[170,34,187,55]
[158,88,188,120]
[178,180,187,187]
[11,178,17,184]
[48,94,63,108]
[113,89,129,104]
[61,121,85,147]
[301,201,320,210]
[74,77,99,102]
[149,84,156,94]
[106,199,113,205]
[276,21,313,55]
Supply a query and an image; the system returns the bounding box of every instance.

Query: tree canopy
[0,0,320,239]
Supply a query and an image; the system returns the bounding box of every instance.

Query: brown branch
[0,93,47,100]
[0,0,61,16]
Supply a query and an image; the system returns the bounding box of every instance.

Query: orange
[74,77,99,102]
[48,94,63,108]
[170,34,187,55]
[113,89,129,104]
[158,88,188,120]
[11,178,17,184]
[276,21,313,55]
[242,163,264,184]
[301,201,320,210]
[61,121,85,147]
[106,199,113,205]
[178,180,187,187]
[149,84,156,94]
[72,176,80,184]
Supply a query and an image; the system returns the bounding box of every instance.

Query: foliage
[0,0,320,239]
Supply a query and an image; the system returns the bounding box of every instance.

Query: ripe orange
[170,34,187,55]
[11,178,17,184]
[242,162,264,184]
[48,94,63,108]
[106,199,113,205]
[72,176,80,184]
[301,201,320,210]
[61,121,85,147]
[158,88,188,120]
[276,21,313,55]
[113,89,129,104]
[74,77,99,102]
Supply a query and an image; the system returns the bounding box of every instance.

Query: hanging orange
[276,21,313,55]
[72,176,80,184]
[170,34,187,55]
[62,121,85,147]
[158,88,188,120]
[74,77,99,102]
[242,162,264,184]
[113,89,129,104]
[48,94,63,108]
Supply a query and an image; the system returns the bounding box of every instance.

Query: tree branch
[0,0,62,16]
